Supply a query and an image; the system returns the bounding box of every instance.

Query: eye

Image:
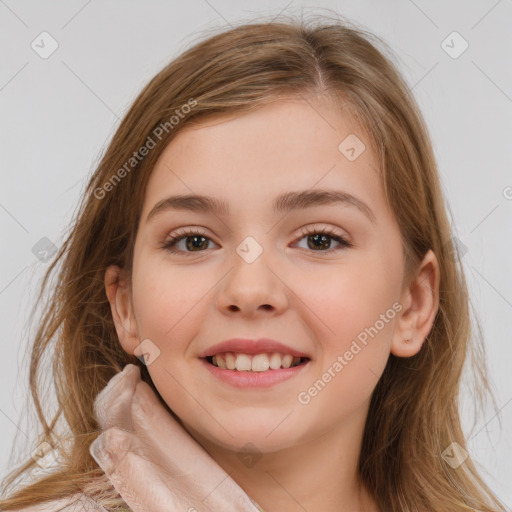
[293,226,352,253]
[160,225,352,256]
[160,228,218,256]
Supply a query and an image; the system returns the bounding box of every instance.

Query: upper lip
[198,338,311,359]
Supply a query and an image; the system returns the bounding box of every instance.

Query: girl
[0,13,508,512]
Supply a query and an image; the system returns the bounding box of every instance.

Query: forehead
[141,98,387,220]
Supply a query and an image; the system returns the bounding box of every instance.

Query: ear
[391,249,440,357]
[105,265,140,356]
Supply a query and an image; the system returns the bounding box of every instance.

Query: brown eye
[160,230,218,256]
[295,227,352,253]
[184,235,209,251]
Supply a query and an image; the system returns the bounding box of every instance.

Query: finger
[94,364,140,430]
[90,428,196,512]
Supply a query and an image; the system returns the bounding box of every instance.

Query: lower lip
[199,358,310,388]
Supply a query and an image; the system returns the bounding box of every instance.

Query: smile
[206,351,308,372]
[200,354,311,388]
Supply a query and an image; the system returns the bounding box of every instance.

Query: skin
[105,96,440,512]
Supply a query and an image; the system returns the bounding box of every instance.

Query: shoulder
[9,493,110,512]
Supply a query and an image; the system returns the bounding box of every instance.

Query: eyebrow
[146,189,376,224]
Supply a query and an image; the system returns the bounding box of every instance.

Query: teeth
[235,354,252,371]
[269,353,282,370]
[281,354,293,369]
[225,353,236,370]
[251,354,270,372]
[210,352,304,371]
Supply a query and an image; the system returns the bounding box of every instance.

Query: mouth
[199,352,311,388]
[202,353,310,372]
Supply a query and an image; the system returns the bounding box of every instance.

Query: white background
[1,0,511,507]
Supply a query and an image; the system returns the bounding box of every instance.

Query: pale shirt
[8,364,263,512]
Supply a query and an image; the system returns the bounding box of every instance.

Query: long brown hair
[0,13,507,512]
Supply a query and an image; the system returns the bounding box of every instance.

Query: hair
[0,12,507,512]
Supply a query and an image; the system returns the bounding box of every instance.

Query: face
[107,97,430,454]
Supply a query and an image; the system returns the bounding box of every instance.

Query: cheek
[131,260,209,344]
[296,253,401,370]
[301,258,400,329]
[295,268,399,426]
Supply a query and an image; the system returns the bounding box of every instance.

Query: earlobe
[391,249,440,358]
[105,265,139,356]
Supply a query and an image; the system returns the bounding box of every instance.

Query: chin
[186,418,298,453]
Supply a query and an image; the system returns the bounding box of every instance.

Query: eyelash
[159,226,352,257]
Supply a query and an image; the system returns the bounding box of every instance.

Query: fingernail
[89,435,112,468]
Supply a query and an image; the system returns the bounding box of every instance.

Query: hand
[89,364,263,512]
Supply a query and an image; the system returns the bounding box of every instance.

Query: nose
[215,242,289,317]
